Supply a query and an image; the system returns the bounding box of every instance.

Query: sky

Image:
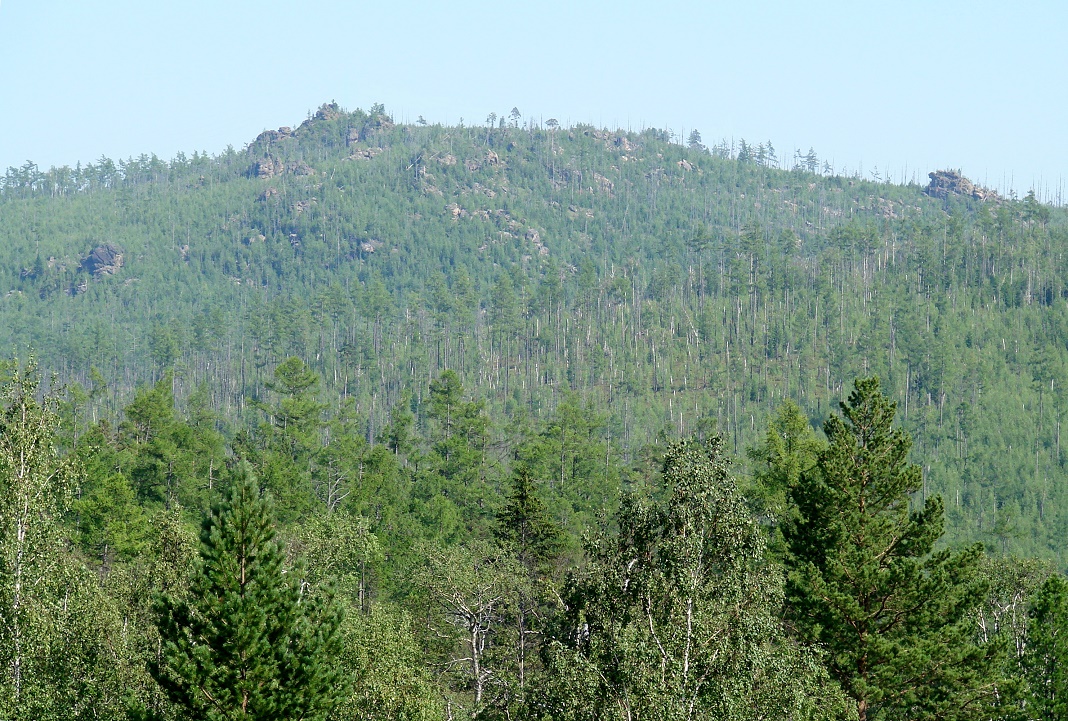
[1,1,1065,198]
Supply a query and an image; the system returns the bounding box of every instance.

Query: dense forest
[1,102,1067,719]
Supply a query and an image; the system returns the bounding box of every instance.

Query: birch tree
[540,436,844,721]
[413,541,523,717]
[0,358,79,714]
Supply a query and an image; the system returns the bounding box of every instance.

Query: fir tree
[152,466,345,720]
[783,377,1004,721]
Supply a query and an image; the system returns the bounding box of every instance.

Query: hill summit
[0,101,1066,564]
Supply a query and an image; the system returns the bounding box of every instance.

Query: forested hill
[3,101,1068,563]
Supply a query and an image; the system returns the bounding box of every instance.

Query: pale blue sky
[1,1,1065,196]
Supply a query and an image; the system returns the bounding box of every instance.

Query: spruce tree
[782,378,1003,721]
[152,466,344,720]
[494,465,561,703]
[494,465,561,573]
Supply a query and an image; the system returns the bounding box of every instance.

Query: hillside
[2,101,1068,563]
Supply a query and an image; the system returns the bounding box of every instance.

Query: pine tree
[152,466,345,720]
[783,377,1004,721]
[251,358,326,521]
[1025,573,1068,720]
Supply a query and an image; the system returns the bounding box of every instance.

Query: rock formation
[254,157,284,179]
[81,244,124,277]
[925,170,998,201]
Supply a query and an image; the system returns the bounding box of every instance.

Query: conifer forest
[1,103,1067,720]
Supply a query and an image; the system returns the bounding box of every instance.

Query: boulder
[81,244,124,278]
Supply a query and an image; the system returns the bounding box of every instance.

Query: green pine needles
[152,465,345,721]
[1026,573,1068,720]
[783,377,1004,721]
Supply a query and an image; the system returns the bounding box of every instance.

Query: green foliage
[0,360,138,720]
[291,511,382,612]
[4,101,1068,717]
[746,399,823,553]
[243,357,327,520]
[541,436,846,721]
[494,465,561,573]
[783,378,1005,720]
[3,104,1068,565]
[119,373,226,511]
[72,470,149,562]
[332,605,443,721]
[1025,573,1068,719]
[411,540,525,717]
[516,393,617,538]
[152,466,345,720]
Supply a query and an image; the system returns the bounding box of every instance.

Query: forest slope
[2,102,1068,562]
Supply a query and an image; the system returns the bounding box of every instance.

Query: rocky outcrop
[358,239,382,254]
[293,198,317,215]
[81,244,124,278]
[298,103,344,133]
[583,128,639,153]
[526,228,549,256]
[253,126,295,145]
[314,103,343,122]
[348,147,383,161]
[253,157,315,178]
[592,172,615,195]
[254,157,284,179]
[925,170,998,201]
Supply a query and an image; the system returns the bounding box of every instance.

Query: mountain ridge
[2,101,1066,562]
